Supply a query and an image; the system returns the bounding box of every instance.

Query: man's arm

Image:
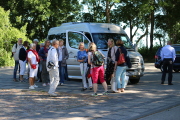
[172,48,176,62]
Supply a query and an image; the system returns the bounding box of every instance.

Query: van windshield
[92,33,133,49]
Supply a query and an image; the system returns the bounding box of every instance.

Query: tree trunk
[130,20,133,42]
[150,0,155,50]
[106,0,110,23]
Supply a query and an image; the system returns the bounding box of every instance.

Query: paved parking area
[0,63,180,120]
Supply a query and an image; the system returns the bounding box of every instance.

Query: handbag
[31,64,36,69]
[110,73,117,92]
[117,48,125,65]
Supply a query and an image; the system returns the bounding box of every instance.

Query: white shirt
[12,43,23,60]
[58,46,64,61]
[161,45,176,61]
[46,46,59,71]
[28,51,38,64]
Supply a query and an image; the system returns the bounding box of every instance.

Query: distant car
[154,44,180,72]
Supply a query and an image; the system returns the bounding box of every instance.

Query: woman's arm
[88,52,92,65]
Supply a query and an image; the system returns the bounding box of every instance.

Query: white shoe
[33,84,38,88]
[29,86,35,89]
[48,92,57,97]
[42,83,46,86]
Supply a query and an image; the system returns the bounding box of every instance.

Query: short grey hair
[52,39,59,45]
[33,39,39,42]
[40,43,45,46]
[30,43,36,48]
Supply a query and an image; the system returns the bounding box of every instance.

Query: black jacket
[19,47,27,61]
[115,46,132,68]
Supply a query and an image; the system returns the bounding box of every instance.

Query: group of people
[12,38,132,97]
[12,38,69,96]
[77,38,131,96]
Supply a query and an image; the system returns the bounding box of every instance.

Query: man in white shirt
[160,41,176,85]
[46,39,59,96]
[12,38,23,82]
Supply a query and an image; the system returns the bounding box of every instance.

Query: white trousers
[80,63,92,88]
[19,60,26,75]
[48,68,60,94]
[28,64,38,78]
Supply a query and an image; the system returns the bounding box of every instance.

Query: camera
[47,61,55,69]
[82,56,86,59]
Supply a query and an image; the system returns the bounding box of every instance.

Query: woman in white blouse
[27,43,40,89]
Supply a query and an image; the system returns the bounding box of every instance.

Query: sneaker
[59,83,64,86]
[29,86,35,89]
[42,83,46,86]
[48,93,57,97]
[91,93,98,96]
[102,91,109,95]
[47,83,50,85]
[33,84,38,88]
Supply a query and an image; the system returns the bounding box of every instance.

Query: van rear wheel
[129,78,140,84]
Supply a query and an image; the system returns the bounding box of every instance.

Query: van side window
[68,32,83,49]
[85,32,92,41]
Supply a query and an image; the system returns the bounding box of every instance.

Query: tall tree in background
[0,0,81,40]
[156,0,180,44]
[82,0,119,23]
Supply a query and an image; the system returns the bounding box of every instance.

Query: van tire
[129,78,140,84]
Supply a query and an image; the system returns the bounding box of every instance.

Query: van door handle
[69,51,73,54]
[74,56,77,58]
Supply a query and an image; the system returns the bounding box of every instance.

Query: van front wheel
[129,78,140,84]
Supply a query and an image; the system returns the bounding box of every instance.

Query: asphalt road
[0,63,180,120]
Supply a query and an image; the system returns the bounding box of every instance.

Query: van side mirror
[134,44,138,52]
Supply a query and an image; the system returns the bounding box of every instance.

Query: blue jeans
[13,60,19,79]
[115,66,126,89]
[64,64,69,81]
[58,61,65,83]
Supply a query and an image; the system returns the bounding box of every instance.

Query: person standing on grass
[77,42,93,91]
[12,38,23,82]
[38,40,51,86]
[27,43,40,89]
[46,40,59,97]
[88,42,108,96]
[19,41,29,82]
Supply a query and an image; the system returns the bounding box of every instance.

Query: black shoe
[81,88,87,91]
[89,87,93,90]
[168,83,173,85]
[161,82,164,84]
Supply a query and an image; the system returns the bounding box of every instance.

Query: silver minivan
[47,22,145,84]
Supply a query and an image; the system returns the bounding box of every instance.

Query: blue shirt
[77,50,88,63]
[160,45,176,61]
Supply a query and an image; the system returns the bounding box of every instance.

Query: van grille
[130,58,139,68]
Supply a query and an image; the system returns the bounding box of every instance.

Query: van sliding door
[66,31,91,79]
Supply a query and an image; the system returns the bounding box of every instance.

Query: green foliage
[0,0,82,41]
[0,7,29,67]
[138,45,162,62]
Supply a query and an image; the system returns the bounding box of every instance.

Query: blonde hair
[88,42,96,52]
[78,42,85,50]
[108,38,115,48]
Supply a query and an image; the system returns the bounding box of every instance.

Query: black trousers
[161,58,173,84]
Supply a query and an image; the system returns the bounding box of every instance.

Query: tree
[81,0,119,23]
[0,7,29,66]
[0,0,82,40]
